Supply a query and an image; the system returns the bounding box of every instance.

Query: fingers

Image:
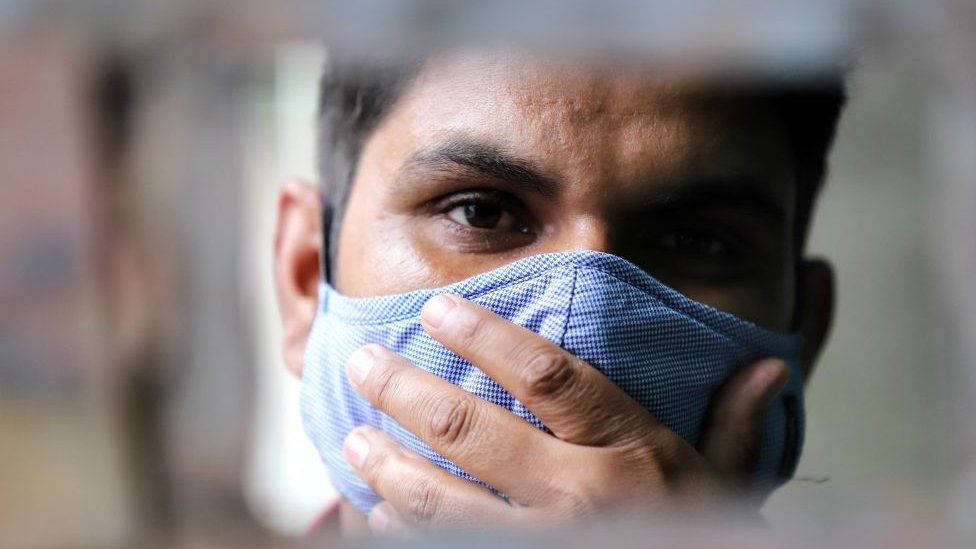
[697,358,790,485]
[419,295,663,447]
[344,426,517,531]
[367,502,416,537]
[346,344,562,504]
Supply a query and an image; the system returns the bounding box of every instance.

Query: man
[274,51,844,535]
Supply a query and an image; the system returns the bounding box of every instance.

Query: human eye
[437,190,533,235]
[622,220,759,283]
[655,226,739,259]
[446,201,518,231]
[429,189,537,252]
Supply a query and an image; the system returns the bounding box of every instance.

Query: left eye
[447,202,519,231]
[657,230,731,257]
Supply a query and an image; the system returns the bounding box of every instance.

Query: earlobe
[797,258,835,382]
[273,179,323,377]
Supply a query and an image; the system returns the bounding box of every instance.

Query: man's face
[335,54,798,330]
[274,54,835,529]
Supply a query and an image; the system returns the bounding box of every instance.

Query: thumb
[697,358,790,487]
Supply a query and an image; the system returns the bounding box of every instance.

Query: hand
[341,294,790,535]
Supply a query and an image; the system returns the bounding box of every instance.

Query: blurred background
[1,1,975,547]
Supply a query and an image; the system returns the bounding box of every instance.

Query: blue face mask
[300,250,805,514]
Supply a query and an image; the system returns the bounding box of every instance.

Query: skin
[274,53,834,535]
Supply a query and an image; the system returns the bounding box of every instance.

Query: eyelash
[434,190,534,233]
[425,190,749,262]
[649,225,746,259]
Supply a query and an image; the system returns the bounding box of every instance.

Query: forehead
[375,52,795,206]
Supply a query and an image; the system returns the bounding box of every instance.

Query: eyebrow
[646,179,789,225]
[401,139,788,224]
[401,139,560,197]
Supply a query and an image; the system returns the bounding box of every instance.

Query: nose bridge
[552,215,612,253]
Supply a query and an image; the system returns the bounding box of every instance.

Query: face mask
[300,250,805,514]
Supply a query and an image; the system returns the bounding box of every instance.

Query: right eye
[439,191,533,236]
[429,190,538,253]
[447,202,507,229]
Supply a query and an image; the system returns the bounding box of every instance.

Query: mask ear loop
[320,203,334,285]
[776,254,806,481]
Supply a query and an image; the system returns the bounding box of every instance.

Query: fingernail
[344,431,370,468]
[347,345,377,387]
[421,295,457,329]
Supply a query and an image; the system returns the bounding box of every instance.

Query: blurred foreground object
[1,0,975,546]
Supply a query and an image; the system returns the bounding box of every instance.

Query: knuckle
[538,454,622,519]
[361,442,391,483]
[520,349,579,400]
[548,479,599,519]
[426,394,478,448]
[368,359,402,408]
[615,434,698,491]
[560,451,661,515]
[404,478,443,525]
[650,439,690,478]
[629,437,678,477]
[452,310,486,344]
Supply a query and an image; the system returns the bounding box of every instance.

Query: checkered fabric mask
[300,250,805,514]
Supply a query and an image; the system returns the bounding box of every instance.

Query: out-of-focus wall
[767,52,953,519]
[240,44,336,536]
[0,30,133,547]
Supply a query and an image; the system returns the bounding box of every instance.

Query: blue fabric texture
[300,250,805,514]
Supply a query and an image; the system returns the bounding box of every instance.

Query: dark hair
[770,83,848,251]
[317,61,846,263]
[317,62,416,262]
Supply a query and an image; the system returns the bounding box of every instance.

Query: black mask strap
[320,204,333,284]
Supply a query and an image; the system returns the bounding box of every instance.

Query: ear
[797,258,835,382]
[273,179,322,377]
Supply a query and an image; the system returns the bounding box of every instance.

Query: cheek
[672,275,795,332]
[334,173,477,297]
[335,208,522,297]
[333,202,433,297]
